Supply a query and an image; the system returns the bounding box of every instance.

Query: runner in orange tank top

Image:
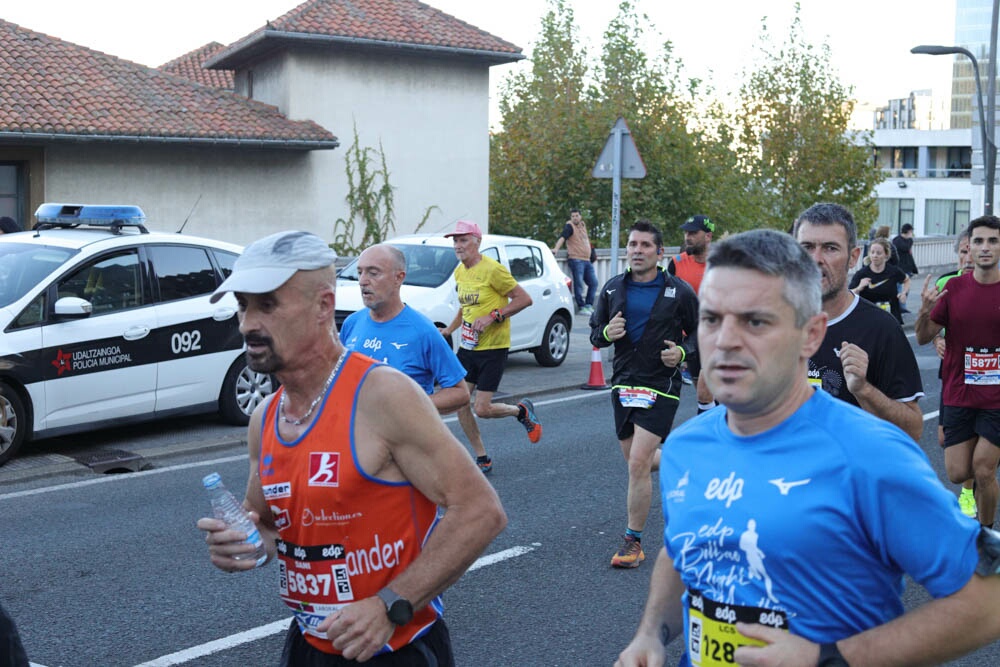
[197,231,506,666]
[667,214,717,414]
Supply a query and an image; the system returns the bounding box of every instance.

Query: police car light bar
[35,203,146,226]
[34,203,149,234]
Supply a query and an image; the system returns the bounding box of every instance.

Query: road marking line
[131,619,290,666]
[0,455,246,501]
[924,410,939,422]
[467,543,536,571]
[440,390,608,423]
[130,545,536,666]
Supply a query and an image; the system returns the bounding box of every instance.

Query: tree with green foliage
[489,0,600,242]
[490,0,745,248]
[734,6,883,233]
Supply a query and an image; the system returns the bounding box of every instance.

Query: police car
[0,203,275,466]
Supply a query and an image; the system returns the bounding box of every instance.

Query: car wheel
[219,357,277,425]
[0,382,27,466]
[534,314,571,367]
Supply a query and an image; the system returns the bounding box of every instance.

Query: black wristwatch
[376,587,414,626]
[817,642,849,666]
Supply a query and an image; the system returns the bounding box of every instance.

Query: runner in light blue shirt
[340,244,468,414]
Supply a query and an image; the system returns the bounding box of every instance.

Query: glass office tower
[952,0,998,128]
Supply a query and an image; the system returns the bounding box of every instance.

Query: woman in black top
[849,238,910,325]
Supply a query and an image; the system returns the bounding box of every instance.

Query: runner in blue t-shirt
[617,228,1000,667]
[340,245,468,414]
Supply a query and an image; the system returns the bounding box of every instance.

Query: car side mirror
[53,296,93,319]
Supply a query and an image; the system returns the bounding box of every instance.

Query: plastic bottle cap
[202,472,222,489]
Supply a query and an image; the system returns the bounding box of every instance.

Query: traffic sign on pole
[592,117,647,179]
[592,117,646,276]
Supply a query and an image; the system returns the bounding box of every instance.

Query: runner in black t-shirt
[794,204,924,441]
[848,238,910,325]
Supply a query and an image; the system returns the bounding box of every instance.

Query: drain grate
[72,448,146,474]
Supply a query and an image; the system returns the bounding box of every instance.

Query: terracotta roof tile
[211,0,523,67]
[0,20,336,147]
[159,42,235,91]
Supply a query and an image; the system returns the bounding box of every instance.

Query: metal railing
[557,236,960,288]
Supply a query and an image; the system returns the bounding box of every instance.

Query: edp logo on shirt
[704,472,744,508]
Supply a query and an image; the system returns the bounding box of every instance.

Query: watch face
[387,598,413,626]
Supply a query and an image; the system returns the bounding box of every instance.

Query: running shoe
[517,398,542,443]
[579,305,594,315]
[611,534,645,568]
[959,487,977,518]
[680,367,693,385]
[476,455,493,475]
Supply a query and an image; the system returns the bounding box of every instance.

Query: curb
[1,436,248,486]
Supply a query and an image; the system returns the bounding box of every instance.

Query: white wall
[249,49,491,244]
[875,177,982,235]
[44,143,321,246]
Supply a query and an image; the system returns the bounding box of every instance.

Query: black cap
[680,215,714,233]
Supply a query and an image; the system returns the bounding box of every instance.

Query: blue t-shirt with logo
[660,389,977,666]
[625,271,665,343]
[340,305,466,394]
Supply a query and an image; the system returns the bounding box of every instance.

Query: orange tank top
[672,253,706,296]
[259,351,441,655]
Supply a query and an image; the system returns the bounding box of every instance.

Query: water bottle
[202,472,267,567]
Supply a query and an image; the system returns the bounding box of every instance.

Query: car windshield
[338,243,459,288]
[0,242,77,308]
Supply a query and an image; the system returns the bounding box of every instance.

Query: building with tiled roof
[159,43,235,91]
[0,0,521,246]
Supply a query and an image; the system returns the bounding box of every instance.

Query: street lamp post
[911,44,996,215]
[912,5,999,216]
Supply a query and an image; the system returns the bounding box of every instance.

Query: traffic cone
[581,346,610,390]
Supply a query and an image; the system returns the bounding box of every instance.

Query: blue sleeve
[340,312,357,347]
[852,428,978,598]
[560,223,574,240]
[424,324,467,389]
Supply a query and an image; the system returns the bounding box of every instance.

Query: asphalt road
[2,300,999,666]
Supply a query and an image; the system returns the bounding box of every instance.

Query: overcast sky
[3,0,959,124]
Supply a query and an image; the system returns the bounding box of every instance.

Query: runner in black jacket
[588,220,698,569]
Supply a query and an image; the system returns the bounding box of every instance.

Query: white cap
[210,230,337,303]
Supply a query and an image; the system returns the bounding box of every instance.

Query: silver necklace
[279,350,347,425]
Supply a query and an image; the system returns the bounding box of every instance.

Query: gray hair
[955,229,970,253]
[792,202,858,251]
[706,229,821,327]
[365,243,407,273]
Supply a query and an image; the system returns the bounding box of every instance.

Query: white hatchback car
[0,204,275,465]
[335,233,574,366]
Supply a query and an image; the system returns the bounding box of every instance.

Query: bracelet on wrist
[491,308,505,323]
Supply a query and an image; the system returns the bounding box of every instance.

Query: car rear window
[148,245,217,301]
[338,244,459,288]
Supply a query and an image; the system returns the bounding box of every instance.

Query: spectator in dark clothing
[0,217,19,234]
[1,601,29,667]
[892,223,919,276]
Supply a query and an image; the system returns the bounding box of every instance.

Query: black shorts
[280,617,454,667]
[457,348,508,393]
[611,388,679,442]
[941,405,1000,448]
